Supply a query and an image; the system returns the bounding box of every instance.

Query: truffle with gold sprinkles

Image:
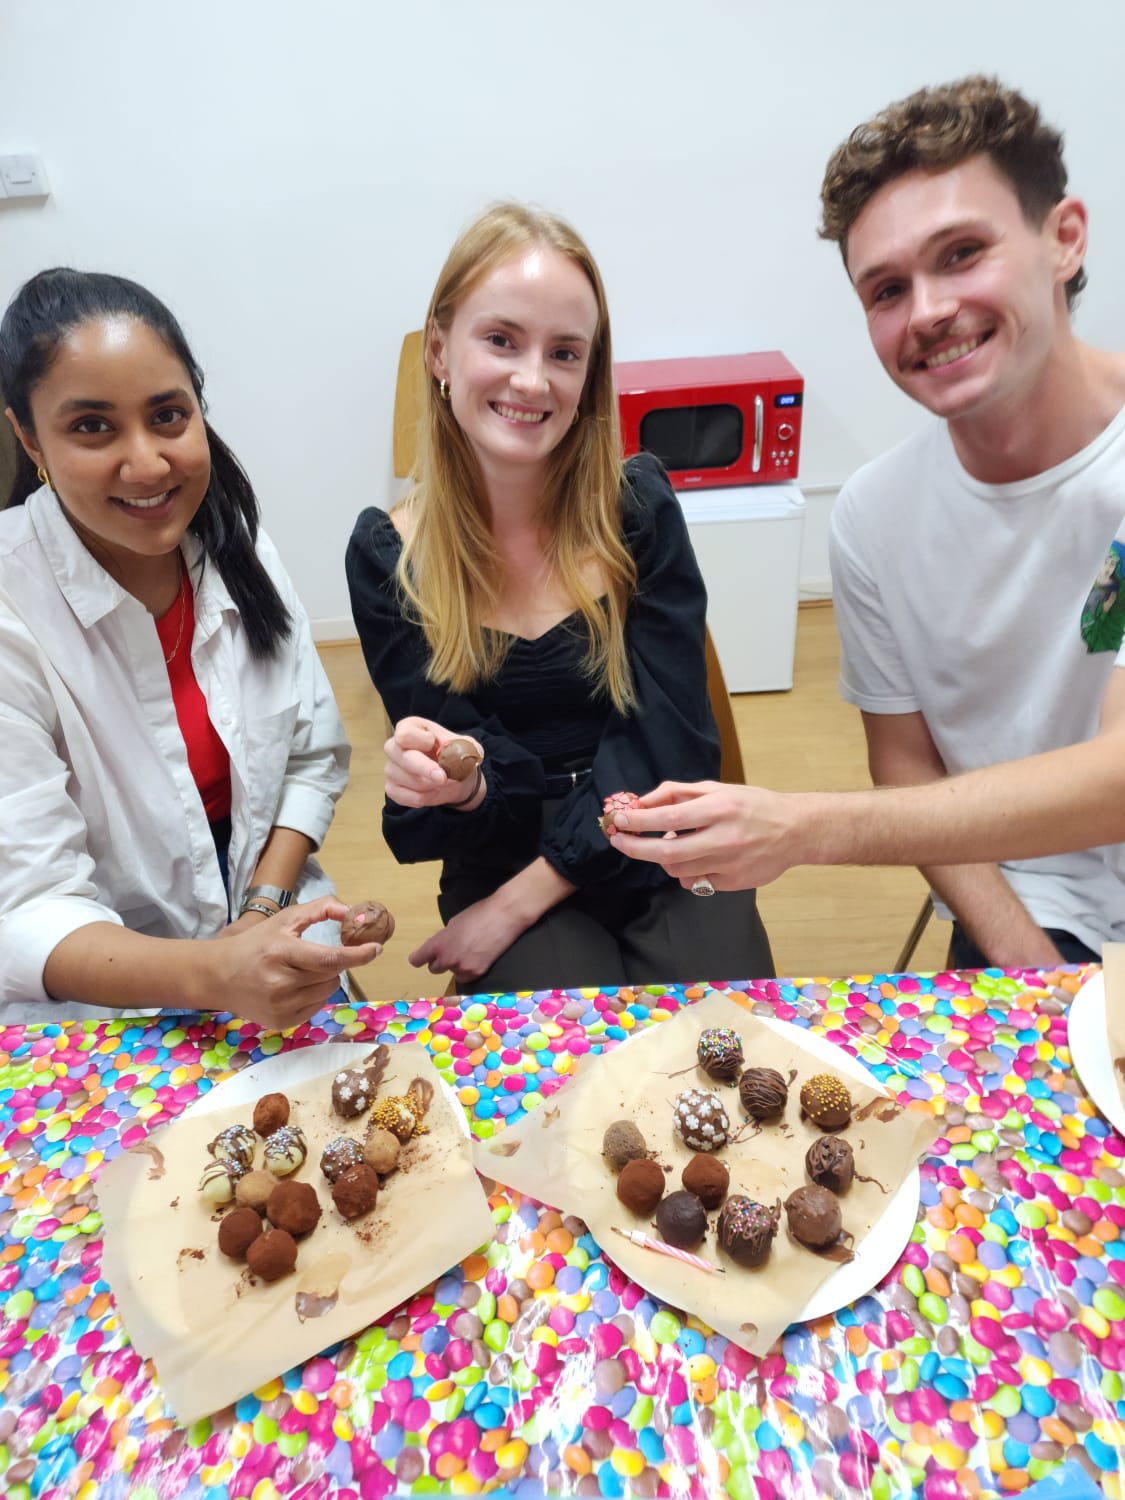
[371,1081,430,1142]
[799,1072,853,1129]
[697,1025,744,1083]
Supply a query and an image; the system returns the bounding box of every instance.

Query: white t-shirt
[830,410,1125,955]
[0,487,349,1017]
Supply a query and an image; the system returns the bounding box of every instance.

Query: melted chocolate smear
[542,1107,561,1127]
[363,1044,391,1089]
[295,1289,339,1321]
[819,1241,857,1264]
[854,1097,902,1124]
[854,1170,890,1195]
[1115,1056,1125,1083]
[740,1321,759,1337]
[787,1068,798,1086]
[487,1140,521,1157]
[133,1139,166,1180]
[177,1247,205,1265]
[408,1076,435,1115]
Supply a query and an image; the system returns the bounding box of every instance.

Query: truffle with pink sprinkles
[597,788,640,836]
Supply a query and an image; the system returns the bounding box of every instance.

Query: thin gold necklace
[163,556,188,665]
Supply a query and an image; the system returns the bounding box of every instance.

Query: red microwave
[616,351,803,489]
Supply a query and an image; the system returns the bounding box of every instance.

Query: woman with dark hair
[0,268,379,1025]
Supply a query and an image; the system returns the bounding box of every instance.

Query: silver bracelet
[240,883,293,914]
[241,901,279,919]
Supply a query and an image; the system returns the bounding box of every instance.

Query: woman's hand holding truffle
[384,717,486,813]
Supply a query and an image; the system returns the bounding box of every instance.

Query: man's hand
[384,717,485,811]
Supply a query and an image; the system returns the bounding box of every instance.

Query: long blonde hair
[396,203,637,713]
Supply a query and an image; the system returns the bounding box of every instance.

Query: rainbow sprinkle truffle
[697,1025,744,1083]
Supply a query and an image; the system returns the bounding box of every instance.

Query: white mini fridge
[677,481,806,692]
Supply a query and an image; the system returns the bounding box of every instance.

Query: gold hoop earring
[36,465,52,489]
[439,379,450,402]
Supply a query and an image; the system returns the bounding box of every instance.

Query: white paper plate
[753,1013,922,1324]
[187,1042,470,1140]
[1068,971,1125,1136]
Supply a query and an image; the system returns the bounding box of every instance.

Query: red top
[155,571,233,822]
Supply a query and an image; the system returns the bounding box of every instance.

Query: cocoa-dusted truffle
[266,1180,322,1238]
[738,1067,788,1120]
[616,1158,665,1217]
[784,1185,843,1250]
[247,1229,298,1282]
[806,1135,855,1194]
[262,1124,308,1176]
[717,1196,780,1267]
[697,1026,744,1084]
[253,1092,290,1137]
[218,1205,264,1261]
[603,1120,649,1172]
[363,1127,401,1176]
[800,1074,853,1130]
[235,1168,280,1212]
[672,1088,730,1152]
[682,1153,729,1210]
[207,1123,256,1168]
[198,1158,245,1207]
[332,1066,378,1119]
[598,790,641,837]
[655,1190,708,1249]
[437,737,483,781]
[341,901,395,947]
[321,1136,365,1183]
[332,1163,380,1220]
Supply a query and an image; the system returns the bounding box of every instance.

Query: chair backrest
[389,329,745,786]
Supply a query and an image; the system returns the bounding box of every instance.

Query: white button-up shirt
[0,486,349,1016]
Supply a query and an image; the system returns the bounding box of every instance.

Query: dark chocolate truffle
[603,1120,649,1172]
[717,1196,780,1266]
[247,1229,298,1281]
[806,1135,855,1193]
[784,1185,843,1250]
[655,1190,708,1249]
[341,901,395,947]
[218,1205,264,1260]
[253,1092,290,1137]
[320,1136,365,1183]
[673,1088,730,1152]
[266,1180,322,1238]
[332,1163,380,1220]
[616,1157,665,1217]
[799,1074,853,1130]
[208,1123,256,1168]
[437,738,483,781]
[681,1153,730,1210]
[738,1067,788,1120]
[697,1026,744,1083]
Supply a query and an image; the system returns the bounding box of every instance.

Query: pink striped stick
[611,1225,723,1274]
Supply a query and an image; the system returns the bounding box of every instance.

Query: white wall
[3,1,1124,630]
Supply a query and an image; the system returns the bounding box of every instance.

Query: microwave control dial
[777,421,795,442]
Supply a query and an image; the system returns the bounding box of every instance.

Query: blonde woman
[346,204,773,991]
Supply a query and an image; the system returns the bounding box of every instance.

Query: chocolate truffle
[697,1026,744,1084]
[247,1229,298,1282]
[682,1153,730,1210]
[266,1180,322,1238]
[806,1135,855,1194]
[371,1095,421,1143]
[217,1205,264,1261]
[672,1088,730,1152]
[332,1066,377,1119]
[321,1136,365,1183]
[437,738,483,781]
[235,1168,279,1212]
[341,901,395,947]
[253,1092,290,1137]
[603,1120,649,1172]
[655,1190,708,1249]
[616,1158,665,1217]
[717,1196,781,1267]
[738,1067,789,1121]
[199,1158,245,1207]
[598,790,641,837]
[363,1127,401,1176]
[784,1185,843,1250]
[800,1074,853,1130]
[207,1123,256,1168]
[332,1163,380,1220]
[262,1124,308,1176]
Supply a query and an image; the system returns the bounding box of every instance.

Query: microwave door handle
[752,394,764,473]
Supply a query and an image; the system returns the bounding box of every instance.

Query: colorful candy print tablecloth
[1,966,1123,1500]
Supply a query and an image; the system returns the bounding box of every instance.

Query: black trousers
[438,800,775,993]
[947,922,1099,971]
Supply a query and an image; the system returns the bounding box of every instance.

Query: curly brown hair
[820,76,1086,308]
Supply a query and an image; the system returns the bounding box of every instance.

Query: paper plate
[1068,971,1125,1136]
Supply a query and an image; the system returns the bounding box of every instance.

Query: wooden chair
[894,896,933,973]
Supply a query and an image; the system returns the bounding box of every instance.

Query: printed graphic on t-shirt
[1081,539,1125,654]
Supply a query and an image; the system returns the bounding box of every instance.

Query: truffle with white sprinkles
[672,1088,730,1152]
[198,1158,245,1207]
[332,1066,377,1120]
[207,1123,256,1168]
[697,1026,744,1083]
[262,1124,308,1177]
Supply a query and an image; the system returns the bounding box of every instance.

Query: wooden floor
[316,604,952,1001]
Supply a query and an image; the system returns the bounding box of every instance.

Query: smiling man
[607,77,1125,969]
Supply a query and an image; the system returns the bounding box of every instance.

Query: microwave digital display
[775,392,802,407]
[639,404,742,472]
